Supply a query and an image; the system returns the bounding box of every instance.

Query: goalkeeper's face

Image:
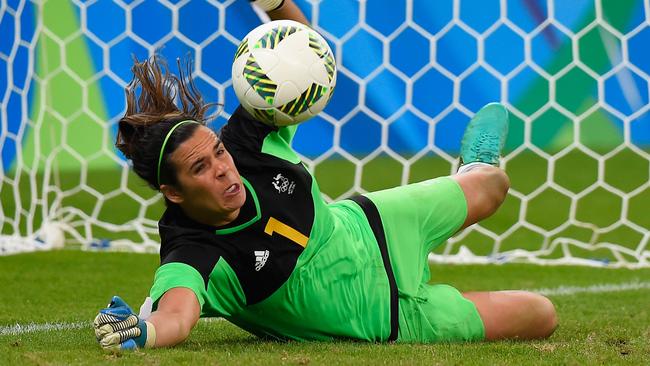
[164,126,246,226]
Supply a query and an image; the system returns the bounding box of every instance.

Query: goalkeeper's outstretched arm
[94,289,200,350]
[145,288,200,347]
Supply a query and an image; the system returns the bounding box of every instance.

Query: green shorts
[364,177,485,342]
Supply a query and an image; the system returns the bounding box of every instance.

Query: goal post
[1,0,649,267]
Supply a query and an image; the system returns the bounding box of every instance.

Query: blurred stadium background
[1,0,649,267]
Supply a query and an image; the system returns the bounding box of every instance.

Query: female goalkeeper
[93,0,557,350]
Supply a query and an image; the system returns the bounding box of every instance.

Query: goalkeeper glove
[249,0,285,12]
[94,296,156,351]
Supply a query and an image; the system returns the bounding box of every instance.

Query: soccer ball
[35,221,65,249]
[232,20,337,126]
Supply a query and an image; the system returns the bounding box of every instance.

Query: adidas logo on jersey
[254,250,269,271]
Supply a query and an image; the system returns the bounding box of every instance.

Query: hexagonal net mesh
[1,0,649,267]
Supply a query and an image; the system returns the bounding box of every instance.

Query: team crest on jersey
[272,173,296,194]
[254,250,269,271]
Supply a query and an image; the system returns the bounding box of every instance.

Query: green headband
[157,120,200,187]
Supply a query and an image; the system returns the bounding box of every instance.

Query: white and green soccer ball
[232,20,337,126]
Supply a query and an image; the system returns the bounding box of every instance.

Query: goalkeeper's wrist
[138,320,157,348]
[250,0,285,12]
[144,321,157,348]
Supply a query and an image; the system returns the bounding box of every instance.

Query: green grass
[1,251,650,365]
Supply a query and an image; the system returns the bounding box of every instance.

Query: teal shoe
[459,102,509,165]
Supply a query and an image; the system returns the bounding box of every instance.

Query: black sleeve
[161,243,222,286]
[221,106,277,153]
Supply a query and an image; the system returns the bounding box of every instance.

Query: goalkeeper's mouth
[224,182,241,198]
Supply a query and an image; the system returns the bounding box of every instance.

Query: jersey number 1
[264,217,309,247]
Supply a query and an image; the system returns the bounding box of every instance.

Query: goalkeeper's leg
[453,102,510,230]
[462,290,558,340]
[455,103,557,340]
[453,165,508,230]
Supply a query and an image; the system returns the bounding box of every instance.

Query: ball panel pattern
[307,32,336,84]
[278,83,328,117]
[244,54,277,106]
[250,108,276,124]
[255,25,300,50]
[234,38,249,60]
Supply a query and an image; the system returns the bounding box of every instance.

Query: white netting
[1,0,649,268]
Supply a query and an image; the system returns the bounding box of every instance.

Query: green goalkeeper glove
[93,296,156,351]
[249,0,285,12]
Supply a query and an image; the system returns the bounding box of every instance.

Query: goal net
[2,0,649,267]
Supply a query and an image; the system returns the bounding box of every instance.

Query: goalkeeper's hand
[93,296,156,351]
[249,0,285,12]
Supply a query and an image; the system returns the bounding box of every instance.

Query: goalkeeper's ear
[160,184,184,204]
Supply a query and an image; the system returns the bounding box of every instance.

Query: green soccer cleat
[459,102,509,166]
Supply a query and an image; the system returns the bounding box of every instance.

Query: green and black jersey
[150,106,397,342]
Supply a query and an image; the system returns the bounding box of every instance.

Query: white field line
[0,317,224,337]
[1,281,649,337]
[0,321,88,336]
[530,280,650,296]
